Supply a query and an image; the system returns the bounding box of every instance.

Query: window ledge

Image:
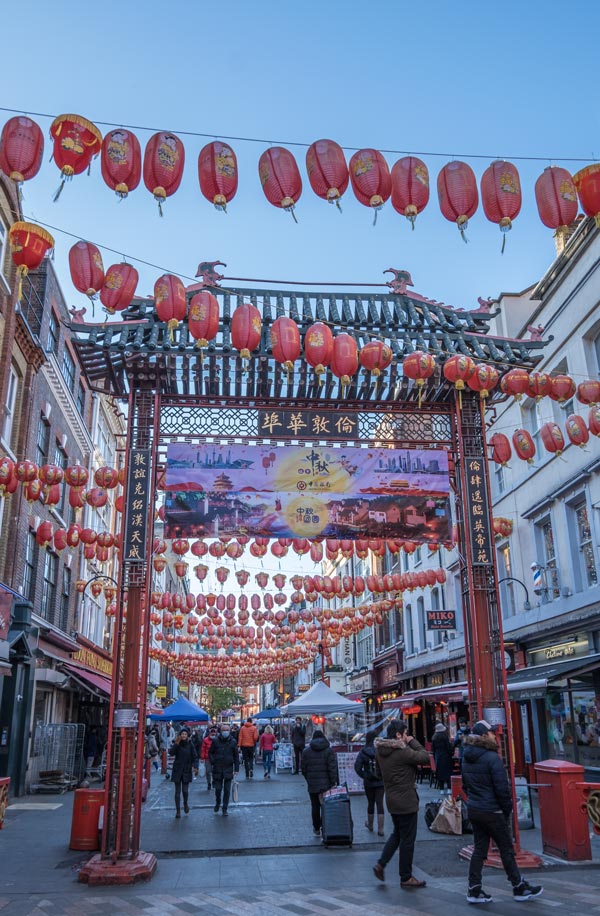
[0,273,10,297]
[0,439,16,461]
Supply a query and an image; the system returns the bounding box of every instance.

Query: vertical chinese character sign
[464,458,494,566]
[123,449,152,562]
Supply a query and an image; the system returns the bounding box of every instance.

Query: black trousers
[214,775,233,811]
[365,785,385,816]
[309,792,322,830]
[293,746,303,773]
[241,746,255,776]
[468,808,521,889]
[173,779,189,811]
[379,811,418,882]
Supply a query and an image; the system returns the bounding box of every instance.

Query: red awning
[63,663,112,697]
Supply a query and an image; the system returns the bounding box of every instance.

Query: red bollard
[534,760,591,860]
[161,748,167,775]
[70,788,104,850]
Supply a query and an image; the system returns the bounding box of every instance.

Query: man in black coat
[291,717,306,774]
[301,729,338,835]
[462,720,543,905]
[168,726,199,818]
[208,725,240,816]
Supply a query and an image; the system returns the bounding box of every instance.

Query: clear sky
[4,0,600,310]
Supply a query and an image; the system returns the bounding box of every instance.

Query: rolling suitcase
[321,785,353,847]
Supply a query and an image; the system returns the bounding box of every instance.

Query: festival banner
[164,443,451,543]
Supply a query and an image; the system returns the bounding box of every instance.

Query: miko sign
[426,610,457,630]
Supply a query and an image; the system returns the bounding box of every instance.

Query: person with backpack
[354,730,385,835]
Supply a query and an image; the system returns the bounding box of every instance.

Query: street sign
[114,706,139,729]
[155,686,167,698]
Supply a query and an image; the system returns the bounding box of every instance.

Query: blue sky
[4,0,600,310]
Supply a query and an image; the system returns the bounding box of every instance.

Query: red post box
[69,788,104,850]
[534,759,591,861]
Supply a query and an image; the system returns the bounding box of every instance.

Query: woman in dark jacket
[431,722,454,792]
[354,730,385,835]
[301,729,339,835]
[168,726,199,818]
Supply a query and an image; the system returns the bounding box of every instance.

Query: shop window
[23,530,38,601]
[431,587,443,645]
[414,546,422,566]
[97,408,115,466]
[47,312,59,354]
[52,442,68,516]
[546,682,600,769]
[493,462,505,496]
[568,497,597,591]
[417,596,426,649]
[1,365,19,451]
[534,516,561,599]
[497,542,517,617]
[61,348,76,394]
[551,358,574,419]
[40,550,58,624]
[523,400,544,466]
[59,567,71,632]
[36,414,50,469]
[77,382,86,418]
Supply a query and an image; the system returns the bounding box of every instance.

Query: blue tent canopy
[255,707,282,720]
[149,696,209,722]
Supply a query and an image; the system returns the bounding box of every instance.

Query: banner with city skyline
[164,443,451,542]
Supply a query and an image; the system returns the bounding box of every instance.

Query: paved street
[1,770,600,914]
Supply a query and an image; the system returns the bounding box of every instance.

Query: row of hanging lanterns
[2,115,600,236]
[490,408,600,466]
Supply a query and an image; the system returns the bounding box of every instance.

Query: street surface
[1,769,599,915]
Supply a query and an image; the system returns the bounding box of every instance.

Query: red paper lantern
[101,128,141,199]
[349,148,391,222]
[500,368,530,401]
[36,521,53,548]
[65,464,88,488]
[540,422,565,456]
[69,241,105,299]
[231,303,262,361]
[15,459,38,482]
[100,263,139,315]
[512,428,536,463]
[549,374,576,404]
[23,479,42,502]
[258,147,302,220]
[8,222,54,298]
[69,486,85,510]
[53,528,68,552]
[402,351,436,405]
[304,322,333,383]
[489,432,511,466]
[534,166,578,230]
[154,274,187,339]
[0,457,15,495]
[565,414,589,448]
[573,164,600,227]
[198,140,238,211]
[443,355,476,392]
[391,156,430,228]
[172,538,190,556]
[270,317,301,374]
[143,131,185,215]
[86,487,108,508]
[480,160,522,250]
[39,463,64,490]
[437,161,479,240]
[359,341,392,377]
[588,406,600,437]
[576,380,600,406]
[527,371,552,401]
[94,466,119,489]
[330,334,358,393]
[467,364,499,400]
[188,290,219,353]
[49,114,102,199]
[305,139,348,208]
[0,116,44,184]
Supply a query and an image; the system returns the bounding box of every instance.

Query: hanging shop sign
[464,458,494,566]
[123,449,151,563]
[164,442,451,542]
[72,646,113,677]
[426,610,457,630]
[258,408,358,440]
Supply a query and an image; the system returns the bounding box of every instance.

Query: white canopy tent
[280,680,364,716]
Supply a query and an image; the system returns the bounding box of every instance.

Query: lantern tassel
[460,227,468,244]
[158,200,164,218]
[335,200,343,213]
[53,178,66,203]
[501,233,507,255]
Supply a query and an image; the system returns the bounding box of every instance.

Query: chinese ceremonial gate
[70,271,544,883]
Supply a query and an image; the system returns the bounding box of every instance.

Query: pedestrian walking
[431,722,454,792]
[372,719,429,889]
[190,728,202,776]
[454,717,471,765]
[354,729,385,835]
[144,727,159,772]
[301,728,339,835]
[291,717,306,774]
[209,723,240,816]
[462,720,543,905]
[200,726,216,790]
[238,717,259,778]
[168,726,198,818]
[259,725,276,778]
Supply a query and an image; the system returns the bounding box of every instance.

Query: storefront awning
[507,653,600,700]
[385,681,469,708]
[63,663,112,697]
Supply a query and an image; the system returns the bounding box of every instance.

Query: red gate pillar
[79,387,159,885]
[454,395,540,868]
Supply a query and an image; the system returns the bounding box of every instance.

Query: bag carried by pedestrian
[424,799,441,829]
[198,761,206,779]
[232,777,239,804]
[430,796,462,835]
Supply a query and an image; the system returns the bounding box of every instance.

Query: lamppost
[498,577,532,612]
